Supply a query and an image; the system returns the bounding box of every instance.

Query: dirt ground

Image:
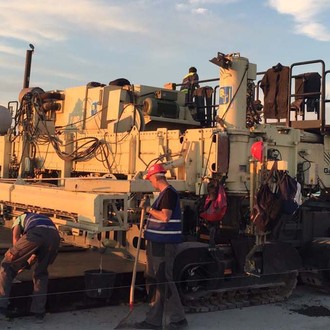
[0,285,329,330]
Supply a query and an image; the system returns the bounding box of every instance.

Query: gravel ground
[1,286,329,330]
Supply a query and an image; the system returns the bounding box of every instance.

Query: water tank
[0,105,12,135]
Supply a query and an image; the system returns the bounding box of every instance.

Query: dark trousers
[0,227,60,313]
[144,241,185,327]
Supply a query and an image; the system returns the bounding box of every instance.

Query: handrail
[288,59,326,133]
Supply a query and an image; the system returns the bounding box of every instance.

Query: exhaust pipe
[23,44,34,88]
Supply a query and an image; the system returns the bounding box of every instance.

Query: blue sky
[1,0,330,106]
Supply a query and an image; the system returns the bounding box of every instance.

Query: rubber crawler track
[182,271,298,313]
[299,268,330,294]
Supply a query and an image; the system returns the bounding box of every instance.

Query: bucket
[84,269,116,299]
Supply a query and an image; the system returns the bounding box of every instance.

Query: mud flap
[300,238,330,272]
[207,249,225,289]
[245,242,302,275]
[262,242,302,275]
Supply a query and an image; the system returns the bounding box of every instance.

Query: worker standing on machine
[180,66,199,104]
[134,164,188,330]
[0,212,60,322]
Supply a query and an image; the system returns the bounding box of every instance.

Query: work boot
[0,307,6,316]
[134,320,161,329]
[167,318,188,329]
[34,312,45,324]
[0,307,10,321]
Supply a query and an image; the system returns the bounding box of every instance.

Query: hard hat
[145,163,167,180]
[250,141,263,162]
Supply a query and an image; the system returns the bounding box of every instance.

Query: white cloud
[188,0,238,4]
[0,0,237,105]
[268,0,330,41]
[193,8,209,14]
[298,22,330,42]
[176,0,237,14]
[0,45,22,56]
[0,0,238,48]
[0,0,149,44]
[6,0,324,107]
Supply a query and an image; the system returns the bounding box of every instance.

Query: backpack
[278,172,302,215]
[251,162,302,233]
[251,162,282,232]
[251,181,282,232]
[200,184,227,222]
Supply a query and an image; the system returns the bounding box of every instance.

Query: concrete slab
[0,285,329,330]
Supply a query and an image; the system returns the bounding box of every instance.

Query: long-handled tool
[114,195,149,329]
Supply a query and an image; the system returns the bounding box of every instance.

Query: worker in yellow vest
[180,67,199,104]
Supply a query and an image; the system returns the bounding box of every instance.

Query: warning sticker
[219,86,232,105]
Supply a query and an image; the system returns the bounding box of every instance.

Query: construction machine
[0,48,329,311]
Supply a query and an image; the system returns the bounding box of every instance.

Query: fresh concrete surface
[1,286,329,330]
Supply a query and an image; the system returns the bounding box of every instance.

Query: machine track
[299,268,330,294]
[181,271,298,313]
[8,268,298,316]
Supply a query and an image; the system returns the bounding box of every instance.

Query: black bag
[278,172,300,215]
[251,162,282,233]
[251,183,282,233]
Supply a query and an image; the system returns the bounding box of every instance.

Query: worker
[199,179,227,249]
[134,164,188,330]
[180,66,199,104]
[0,212,61,321]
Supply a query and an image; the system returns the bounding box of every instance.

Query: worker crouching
[0,212,61,322]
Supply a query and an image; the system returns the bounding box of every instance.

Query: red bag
[200,185,227,222]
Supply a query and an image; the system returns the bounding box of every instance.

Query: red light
[251,141,263,162]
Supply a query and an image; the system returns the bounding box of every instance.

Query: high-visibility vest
[180,72,199,93]
[144,186,183,243]
[13,212,57,234]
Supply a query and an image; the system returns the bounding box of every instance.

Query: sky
[1,0,330,106]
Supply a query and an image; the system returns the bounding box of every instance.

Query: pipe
[23,44,34,89]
